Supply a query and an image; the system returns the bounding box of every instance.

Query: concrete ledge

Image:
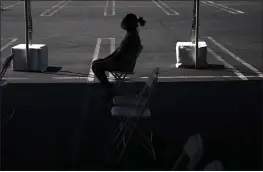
[1,80,262,170]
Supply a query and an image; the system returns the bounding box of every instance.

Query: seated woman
[92,13,146,99]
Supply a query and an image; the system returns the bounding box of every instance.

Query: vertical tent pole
[25,0,29,69]
[28,0,32,45]
[191,0,196,43]
[195,0,200,68]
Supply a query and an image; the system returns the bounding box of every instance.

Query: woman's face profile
[121,20,126,30]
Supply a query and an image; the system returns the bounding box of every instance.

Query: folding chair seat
[112,106,151,118]
[111,67,159,163]
[109,45,143,88]
[204,160,224,170]
[172,133,204,170]
[113,67,159,106]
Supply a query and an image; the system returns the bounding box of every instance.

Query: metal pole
[28,0,32,45]
[25,0,30,69]
[195,0,199,68]
[191,0,196,43]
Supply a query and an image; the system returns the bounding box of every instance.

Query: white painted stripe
[64,5,105,8]
[208,48,247,80]
[218,2,261,6]
[3,77,29,80]
[4,75,261,81]
[141,76,260,79]
[104,0,109,16]
[207,1,244,14]
[201,1,238,14]
[108,38,115,81]
[87,38,102,82]
[1,1,21,10]
[40,1,65,16]
[47,0,71,16]
[207,37,263,78]
[152,0,170,15]
[112,0,115,16]
[158,0,179,15]
[53,76,88,79]
[1,38,18,52]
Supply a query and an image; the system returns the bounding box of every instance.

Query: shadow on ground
[1,80,262,170]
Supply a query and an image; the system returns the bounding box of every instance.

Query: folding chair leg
[112,120,127,145]
[116,122,130,150]
[128,123,156,160]
[116,122,137,163]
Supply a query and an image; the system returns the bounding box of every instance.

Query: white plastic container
[11,44,48,72]
[176,41,207,68]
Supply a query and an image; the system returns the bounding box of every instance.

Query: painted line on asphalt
[104,0,109,16]
[108,38,115,81]
[1,38,18,52]
[1,1,22,10]
[3,75,262,81]
[87,38,102,82]
[152,0,170,15]
[40,1,70,16]
[158,0,179,15]
[112,0,115,16]
[47,0,71,16]
[201,1,244,14]
[208,48,247,80]
[207,37,263,78]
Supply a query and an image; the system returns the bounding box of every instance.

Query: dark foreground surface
[1,80,262,170]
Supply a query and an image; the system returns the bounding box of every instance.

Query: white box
[11,44,48,72]
[176,41,207,68]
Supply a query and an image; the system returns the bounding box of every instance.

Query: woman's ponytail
[138,17,146,27]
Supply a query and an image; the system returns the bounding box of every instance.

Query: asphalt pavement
[1,0,262,83]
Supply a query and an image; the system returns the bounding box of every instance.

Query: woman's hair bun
[138,17,146,27]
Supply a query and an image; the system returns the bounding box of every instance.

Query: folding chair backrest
[136,67,159,106]
[128,45,143,71]
[172,133,204,170]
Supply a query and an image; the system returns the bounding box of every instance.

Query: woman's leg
[92,60,111,88]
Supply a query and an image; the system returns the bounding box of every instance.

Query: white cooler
[11,44,48,72]
[176,41,207,68]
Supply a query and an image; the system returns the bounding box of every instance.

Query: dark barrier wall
[1,80,262,170]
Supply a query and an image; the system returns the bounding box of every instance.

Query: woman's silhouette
[92,13,146,99]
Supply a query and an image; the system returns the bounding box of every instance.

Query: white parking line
[4,75,261,81]
[40,1,70,16]
[201,1,244,14]
[40,1,65,16]
[219,2,261,6]
[109,38,115,81]
[152,0,170,15]
[47,0,71,16]
[140,75,259,80]
[87,38,101,82]
[112,0,115,16]
[1,1,22,10]
[1,38,18,52]
[207,37,263,78]
[104,0,115,16]
[104,0,109,16]
[158,0,179,15]
[208,48,247,80]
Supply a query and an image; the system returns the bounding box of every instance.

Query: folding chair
[204,160,224,171]
[113,67,159,106]
[0,54,15,122]
[172,133,204,170]
[109,45,143,88]
[111,67,159,163]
